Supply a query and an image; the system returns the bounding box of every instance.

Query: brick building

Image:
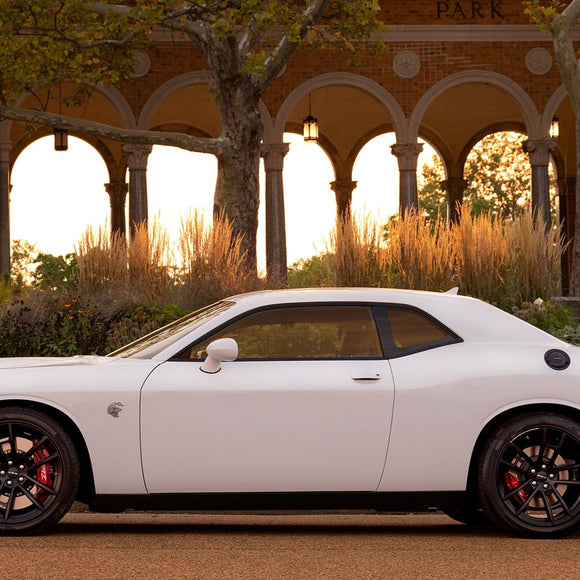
[0,0,577,286]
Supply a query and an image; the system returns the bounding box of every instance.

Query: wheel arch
[0,399,95,505]
[465,403,580,508]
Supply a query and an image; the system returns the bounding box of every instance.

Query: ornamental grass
[330,207,564,309]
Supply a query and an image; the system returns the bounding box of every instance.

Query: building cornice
[152,24,579,44]
[380,24,579,42]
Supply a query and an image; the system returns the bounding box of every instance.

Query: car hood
[0,355,115,370]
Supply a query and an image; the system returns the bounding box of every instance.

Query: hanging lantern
[550,115,560,140]
[54,128,68,151]
[303,94,319,142]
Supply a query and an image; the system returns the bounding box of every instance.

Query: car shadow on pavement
[52,512,516,538]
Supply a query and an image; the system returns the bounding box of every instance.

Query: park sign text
[436,1,505,20]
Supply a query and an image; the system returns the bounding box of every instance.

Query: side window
[178,305,383,360]
[385,306,459,355]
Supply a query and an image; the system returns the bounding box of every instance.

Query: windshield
[108,301,234,359]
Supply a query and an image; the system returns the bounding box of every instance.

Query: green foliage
[0,274,10,304]
[42,298,107,356]
[512,299,574,331]
[33,253,78,291]
[0,0,383,104]
[512,298,580,345]
[0,295,184,357]
[418,132,541,222]
[548,325,580,345]
[417,163,448,222]
[106,302,185,352]
[0,300,44,357]
[287,253,336,287]
[9,239,37,294]
[0,0,155,106]
[0,296,107,357]
[523,0,566,29]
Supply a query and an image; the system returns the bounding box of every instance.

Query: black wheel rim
[497,426,580,528]
[0,421,63,525]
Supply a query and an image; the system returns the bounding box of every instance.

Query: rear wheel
[0,407,79,535]
[479,413,580,538]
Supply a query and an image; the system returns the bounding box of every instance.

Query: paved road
[2,512,580,579]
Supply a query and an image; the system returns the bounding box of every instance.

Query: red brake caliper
[32,440,53,502]
[505,471,528,504]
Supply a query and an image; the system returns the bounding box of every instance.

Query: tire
[0,407,80,535]
[478,412,580,538]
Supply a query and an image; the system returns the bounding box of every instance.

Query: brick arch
[138,72,273,136]
[458,121,528,169]
[0,85,136,144]
[273,72,408,142]
[410,70,541,139]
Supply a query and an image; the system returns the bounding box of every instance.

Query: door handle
[351,372,382,381]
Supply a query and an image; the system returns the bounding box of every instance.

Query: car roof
[225,288,564,346]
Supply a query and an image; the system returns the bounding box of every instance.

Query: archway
[353,133,443,222]
[280,133,335,265]
[11,136,109,255]
[146,145,217,238]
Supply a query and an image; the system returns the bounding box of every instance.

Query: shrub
[288,253,336,287]
[105,302,185,352]
[32,253,78,291]
[0,295,107,357]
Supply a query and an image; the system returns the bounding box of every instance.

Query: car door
[140,304,395,493]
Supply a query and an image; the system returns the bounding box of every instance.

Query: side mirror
[200,338,238,374]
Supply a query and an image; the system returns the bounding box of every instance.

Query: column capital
[105,182,129,205]
[261,142,290,171]
[522,138,556,165]
[390,142,424,170]
[330,179,357,195]
[122,143,153,170]
[330,180,357,220]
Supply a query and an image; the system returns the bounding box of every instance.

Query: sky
[10,132,435,271]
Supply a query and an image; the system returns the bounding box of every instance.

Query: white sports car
[1,288,579,537]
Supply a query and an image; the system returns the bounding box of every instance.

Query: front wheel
[0,407,80,535]
[479,413,580,538]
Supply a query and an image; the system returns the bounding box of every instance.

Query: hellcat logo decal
[107,402,124,418]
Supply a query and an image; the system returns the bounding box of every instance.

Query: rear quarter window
[383,306,461,357]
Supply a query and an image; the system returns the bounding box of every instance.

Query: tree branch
[550,1,580,109]
[0,105,227,157]
[260,0,332,90]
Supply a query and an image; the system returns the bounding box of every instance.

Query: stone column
[122,144,152,235]
[261,142,290,287]
[104,182,129,238]
[330,179,357,222]
[0,141,11,275]
[522,138,556,228]
[391,143,423,212]
[441,178,468,224]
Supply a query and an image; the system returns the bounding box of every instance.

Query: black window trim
[376,302,463,359]
[171,301,463,362]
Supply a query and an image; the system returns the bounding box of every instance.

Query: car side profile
[0,288,579,537]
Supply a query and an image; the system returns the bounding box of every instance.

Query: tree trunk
[571,115,580,294]
[213,104,263,274]
[203,36,264,275]
[550,2,580,294]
